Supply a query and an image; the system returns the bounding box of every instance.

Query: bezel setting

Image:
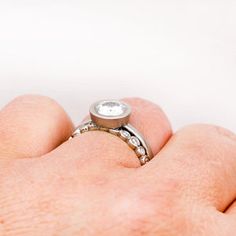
[71,99,153,166]
[90,100,131,129]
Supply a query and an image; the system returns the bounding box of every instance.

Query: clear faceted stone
[135,146,146,156]
[95,101,127,117]
[129,136,140,147]
[88,121,96,126]
[119,130,131,140]
[88,122,98,130]
[80,125,89,133]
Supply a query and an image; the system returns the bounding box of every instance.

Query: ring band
[70,100,153,165]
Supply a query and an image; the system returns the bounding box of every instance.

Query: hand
[0,95,235,236]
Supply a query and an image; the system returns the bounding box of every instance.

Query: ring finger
[48,97,172,168]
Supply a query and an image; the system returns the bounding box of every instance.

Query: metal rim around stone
[89,100,131,129]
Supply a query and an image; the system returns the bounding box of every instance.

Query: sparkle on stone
[136,146,146,156]
[139,155,149,165]
[129,136,140,147]
[95,101,127,117]
[120,130,131,139]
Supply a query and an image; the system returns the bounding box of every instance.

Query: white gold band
[71,120,153,165]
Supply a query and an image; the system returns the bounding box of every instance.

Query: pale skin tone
[0,95,236,235]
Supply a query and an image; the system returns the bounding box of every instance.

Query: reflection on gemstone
[128,136,140,148]
[95,101,127,117]
[139,155,149,165]
[119,130,131,140]
[135,146,146,156]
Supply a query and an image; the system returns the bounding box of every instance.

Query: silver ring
[70,100,153,165]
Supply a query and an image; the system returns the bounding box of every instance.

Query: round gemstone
[88,122,97,130]
[128,136,140,148]
[119,130,131,140]
[135,146,146,156]
[95,101,127,117]
[80,125,89,133]
[139,155,149,165]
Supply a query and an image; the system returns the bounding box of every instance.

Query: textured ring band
[70,100,153,166]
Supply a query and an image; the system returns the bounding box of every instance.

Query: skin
[0,95,235,236]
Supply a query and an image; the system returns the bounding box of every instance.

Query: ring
[70,100,153,165]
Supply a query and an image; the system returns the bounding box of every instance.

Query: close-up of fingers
[143,124,236,213]
[47,98,172,169]
[0,1,236,235]
[0,95,74,159]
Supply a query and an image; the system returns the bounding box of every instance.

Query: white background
[0,0,235,132]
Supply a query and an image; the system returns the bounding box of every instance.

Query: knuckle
[123,97,151,105]
[176,124,236,152]
[122,97,162,112]
[213,125,236,143]
[9,94,71,126]
[2,94,68,122]
[178,124,236,142]
[172,124,236,167]
[10,94,55,105]
[7,94,65,117]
